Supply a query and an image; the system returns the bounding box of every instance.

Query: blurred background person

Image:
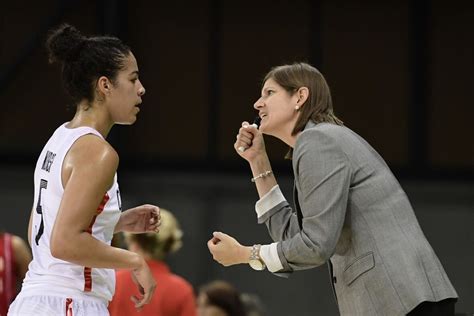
[240,293,266,316]
[0,232,31,316]
[196,280,245,316]
[109,209,196,316]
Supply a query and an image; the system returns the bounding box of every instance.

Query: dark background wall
[0,0,473,315]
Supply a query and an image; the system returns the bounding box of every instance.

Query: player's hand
[130,258,157,310]
[116,204,160,234]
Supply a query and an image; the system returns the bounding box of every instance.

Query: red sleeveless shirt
[0,233,16,316]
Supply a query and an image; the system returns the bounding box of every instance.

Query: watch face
[249,259,265,271]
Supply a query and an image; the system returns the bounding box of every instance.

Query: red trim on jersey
[66,297,73,316]
[83,266,92,292]
[83,193,109,292]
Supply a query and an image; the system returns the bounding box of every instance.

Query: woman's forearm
[114,213,124,233]
[51,231,142,270]
[249,154,278,198]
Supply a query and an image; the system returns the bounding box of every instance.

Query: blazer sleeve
[256,185,301,242]
[264,128,351,273]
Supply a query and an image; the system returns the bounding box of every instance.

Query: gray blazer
[259,121,457,315]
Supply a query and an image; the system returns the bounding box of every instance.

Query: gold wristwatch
[249,244,266,271]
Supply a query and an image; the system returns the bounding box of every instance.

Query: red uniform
[0,233,16,316]
[109,260,196,316]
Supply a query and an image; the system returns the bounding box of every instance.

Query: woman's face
[196,293,228,316]
[106,52,146,125]
[253,78,298,137]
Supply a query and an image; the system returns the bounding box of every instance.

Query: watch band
[250,244,262,261]
[249,244,266,270]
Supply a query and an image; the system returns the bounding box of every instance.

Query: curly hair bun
[46,23,86,63]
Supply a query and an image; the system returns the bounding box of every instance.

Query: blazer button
[333,276,337,283]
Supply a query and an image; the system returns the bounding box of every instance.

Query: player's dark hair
[46,24,131,105]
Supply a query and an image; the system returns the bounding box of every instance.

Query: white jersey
[21,123,122,303]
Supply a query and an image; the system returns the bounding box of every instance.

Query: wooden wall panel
[1,1,471,173]
[429,3,474,167]
[218,0,311,162]
[123,1,210,160]
[322,0,411,166]
[0,1,99,156]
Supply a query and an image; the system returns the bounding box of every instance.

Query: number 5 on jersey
[35,179,48,245]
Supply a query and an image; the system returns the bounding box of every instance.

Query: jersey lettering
[41,151,56,172]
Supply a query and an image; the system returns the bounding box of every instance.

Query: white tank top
[21,123,122,303]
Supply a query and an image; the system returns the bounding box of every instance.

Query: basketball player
[8,24,160,316]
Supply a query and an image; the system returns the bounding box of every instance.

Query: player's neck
[68,102,114,138]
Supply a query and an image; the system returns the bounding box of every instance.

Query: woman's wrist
[114,214,124,233]
[130,253,145,270]
[239,245,252,264]
[249,154,271,175]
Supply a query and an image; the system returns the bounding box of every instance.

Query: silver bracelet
[251,170,273,182]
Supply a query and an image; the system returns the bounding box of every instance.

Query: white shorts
[8,294,109,316]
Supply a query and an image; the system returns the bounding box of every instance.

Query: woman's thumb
[213,231,225,239]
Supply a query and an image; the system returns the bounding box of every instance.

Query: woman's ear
[296,87,309,106]
[96,76,112,95]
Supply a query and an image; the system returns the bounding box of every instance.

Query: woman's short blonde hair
[124,209,183,260]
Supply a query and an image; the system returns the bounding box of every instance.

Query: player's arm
[50,135,142,270]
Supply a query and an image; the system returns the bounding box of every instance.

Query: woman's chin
[116,117,137,125]
[259,123,270,134]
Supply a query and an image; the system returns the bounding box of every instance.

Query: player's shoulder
[70,134,118,166]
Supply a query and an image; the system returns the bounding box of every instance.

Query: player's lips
[134,101,141,113]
